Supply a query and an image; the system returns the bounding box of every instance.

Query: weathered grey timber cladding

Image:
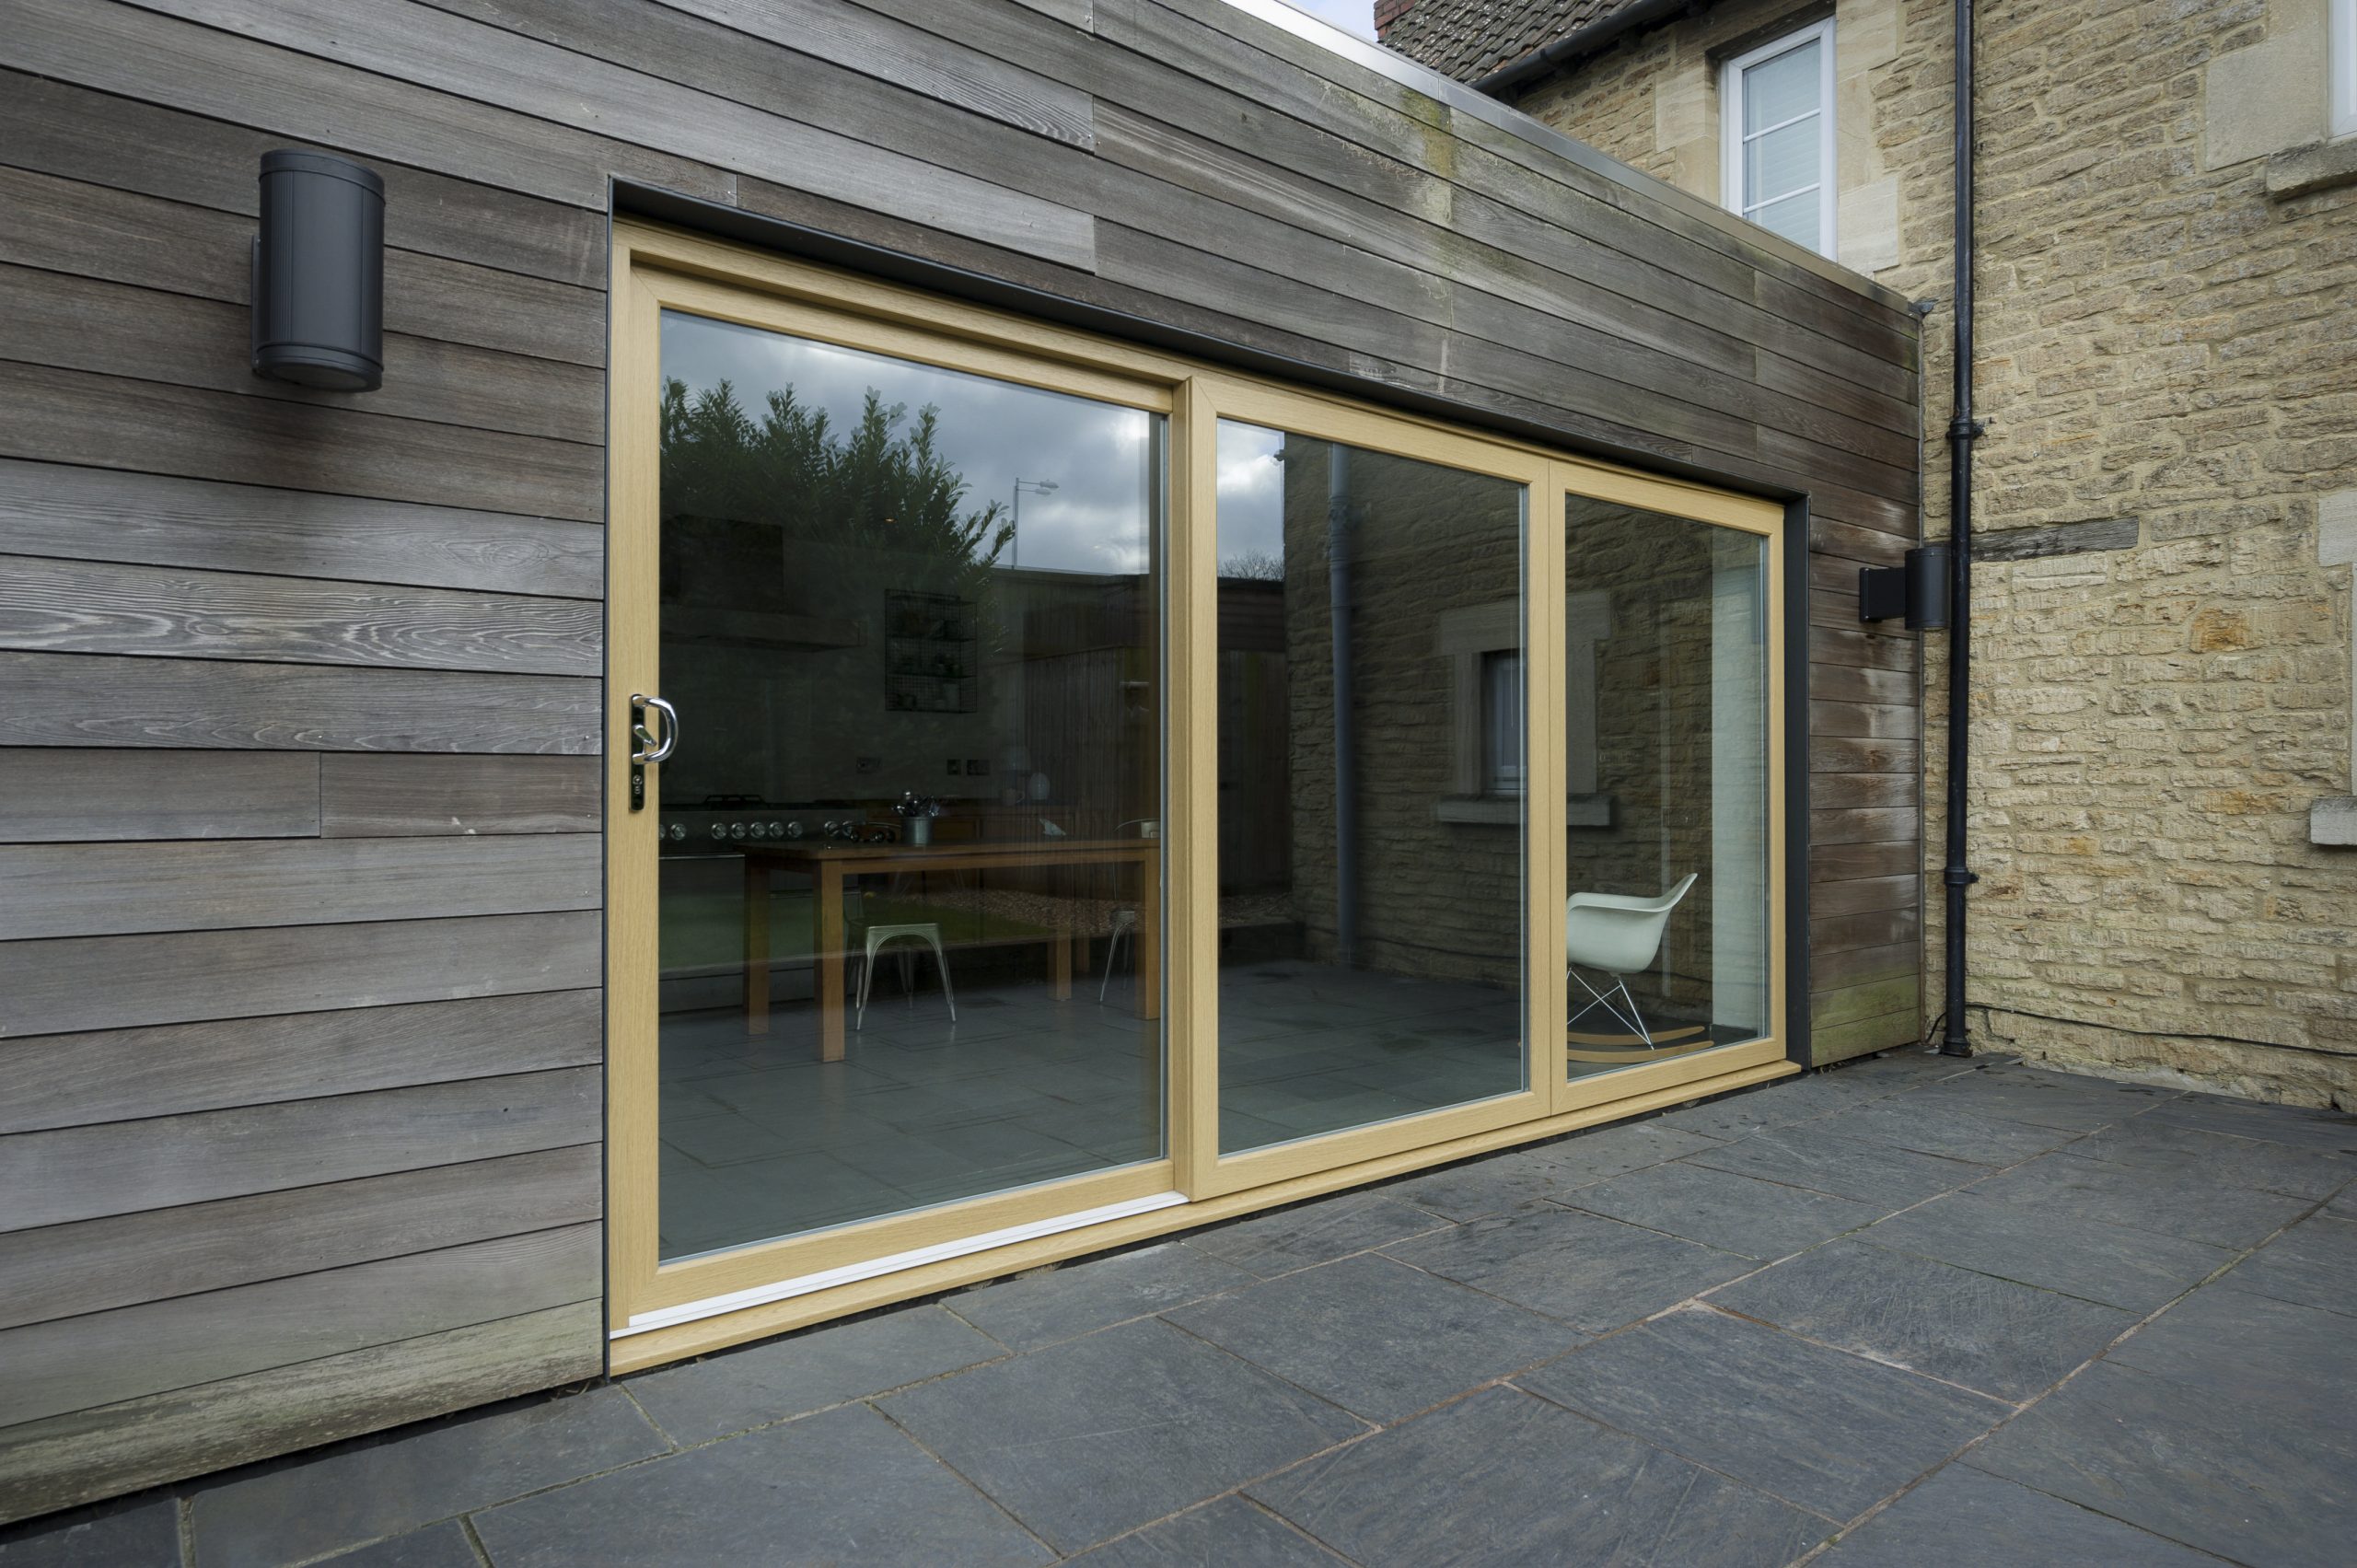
[0,0,1919,1520]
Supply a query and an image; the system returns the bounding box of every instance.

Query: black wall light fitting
[250,150,385,392]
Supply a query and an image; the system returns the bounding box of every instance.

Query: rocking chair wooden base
[1565,1022,1716,1064]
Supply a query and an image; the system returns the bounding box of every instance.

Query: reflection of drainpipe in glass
[1328,445,1359,969]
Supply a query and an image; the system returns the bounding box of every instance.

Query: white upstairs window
[1722,19,1839,256]
[2334,0,2356,138]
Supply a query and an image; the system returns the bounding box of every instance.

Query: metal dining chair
[847,886,957,1030]
[1566,873,1698,1047]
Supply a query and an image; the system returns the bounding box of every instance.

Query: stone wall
[1511,0,2357,1106]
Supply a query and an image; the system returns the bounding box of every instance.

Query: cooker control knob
[729,821,747,840]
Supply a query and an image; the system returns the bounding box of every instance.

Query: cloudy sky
[1283,0,1377,41]
[664,311,1161,576]
[664,316,1307,583]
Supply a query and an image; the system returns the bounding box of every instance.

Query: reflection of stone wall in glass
[1569,501,1768,1039]
[1278,438,1526,991]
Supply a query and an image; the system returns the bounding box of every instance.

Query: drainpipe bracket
[1947,417,1988,441]
[1942,867,1979,888]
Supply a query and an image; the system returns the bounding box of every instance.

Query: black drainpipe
[1940,0,1984,1055]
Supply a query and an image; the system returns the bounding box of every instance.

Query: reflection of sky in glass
[661,311,1157,576]
[1216,420,1286,573]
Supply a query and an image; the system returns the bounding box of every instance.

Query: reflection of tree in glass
[660,377,1013,570]
[1219,549,1284,582]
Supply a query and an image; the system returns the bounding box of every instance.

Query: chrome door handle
[627,694,678,812]
[631,694,679,764]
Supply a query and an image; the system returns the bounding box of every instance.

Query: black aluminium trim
[1782,496,1815,1067]
[610,181,1810,505]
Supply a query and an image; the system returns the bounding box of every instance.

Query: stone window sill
[2266,137,2357,201]
[2312,797,2356,846]
[1434,795,1613,827]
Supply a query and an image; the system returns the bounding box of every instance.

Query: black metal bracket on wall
[1859,545,1950,629]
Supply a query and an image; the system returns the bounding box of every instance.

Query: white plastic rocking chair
[1566,873,1697,1047]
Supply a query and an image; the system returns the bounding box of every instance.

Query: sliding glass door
[606,224,1789,1354]
[1555,485,1784,1109]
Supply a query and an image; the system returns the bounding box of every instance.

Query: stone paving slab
[1858,1190,2236,1313]
[1703,1237,2137,1401]
[1248,1386,1829,1568]
[470,1402,1051,1568]
[1162,1253,1574,1423]
[6,1053,2352,1568]
[1813,1464,2225,1567]
[1559,1158,1885,1258]
[875,1318,1364,1555]
[1516,1307,2011,1521]
[184,1386,668,1568]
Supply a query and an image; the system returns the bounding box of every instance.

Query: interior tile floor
[16,1051,2354,1567]
[657,959,1529,1257]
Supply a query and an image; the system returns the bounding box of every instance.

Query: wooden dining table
[740,837,1161,1062]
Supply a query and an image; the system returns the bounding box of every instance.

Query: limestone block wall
[1508,0,2357,1104]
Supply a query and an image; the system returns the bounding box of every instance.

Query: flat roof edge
[1217,0,1919,318]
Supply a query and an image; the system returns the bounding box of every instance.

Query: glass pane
[1744,119,1821,210]
[1565,498,1770,1081]
[1748,189,1822,249]
[1214,420,1527,1156]
[656,308,1164,1260]
[1742,38,1821,134]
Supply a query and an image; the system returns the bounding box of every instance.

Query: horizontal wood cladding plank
[1809,623,1919,673]
[1808,939,1920,993]
[444,0,1093,149]
[1097,0,1918,375]
[0,460,603,600]
[1812,973,1922,1026]
[0,749,320,842]
[1171,0,1922,340]
[1809,736,1920,775]
[0,168,604,369]
[7,0,734,213]
[1808,874,1921,923]
[1811,661,1920,710]
[1086,104,1920,451]
[0,262,602,444]
[1810,838,1922,881]
[1810,772,1919,810]
[0,910,598,1038]
[0,1066,600,1233]
[0,1145,598,1330]
[1809,700,1922,741]
[0,990,601,1135]
[0,364,601,523]
[0,1300,600,1525]
[1811,905,1922,957]
[0,653,598,755]
[0,69,605,288]
[1812,807,1920,847]
[0,1223,598,1428]
[123,0,1096,268]
[0,834,600,943]
[320,753,599,837]
[1094,225,1721,461]
[0,553,600,677]
[1808,1007,1922,1065]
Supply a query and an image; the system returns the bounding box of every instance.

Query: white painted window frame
[1720,17,1840,258]
[2333,0,2357,138]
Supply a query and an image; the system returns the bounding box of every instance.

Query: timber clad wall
[0,0,1917,1519]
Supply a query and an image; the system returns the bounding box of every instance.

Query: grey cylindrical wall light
[250,150,384,391]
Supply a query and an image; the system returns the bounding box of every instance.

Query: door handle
[631,694,679,764]
[627,693,678,812]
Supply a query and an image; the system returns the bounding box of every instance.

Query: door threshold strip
[613,1191,1190,1338]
